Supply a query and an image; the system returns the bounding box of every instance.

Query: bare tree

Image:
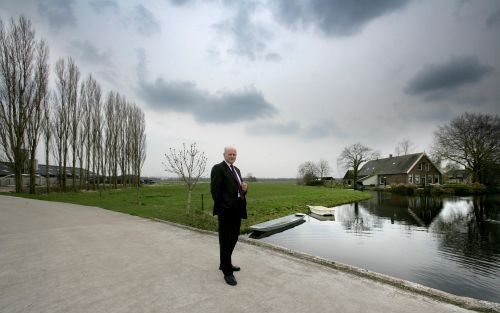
[395,139,414,156]
[297,161,319,185]
[68,61,81,192]
[317,159,331,179]
[77,80,87,189]
[52,61,68,191]
[129,103,146,204]
[163,143,207,213]
[91,82,103,189]
[0,145,6,161]
[80,74,98,189]
[105,91,120,188]
[338,143,380,190]
[26,39,49,193]
[432,112,500,184]
[0,16,40,192]
[52,57,80,191]
[117,98,128,187]
[42,89,52,193]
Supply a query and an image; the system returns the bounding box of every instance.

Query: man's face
[224,149,237,165]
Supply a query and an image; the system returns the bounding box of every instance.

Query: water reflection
[256,192,500,303]
[431,197,500,276]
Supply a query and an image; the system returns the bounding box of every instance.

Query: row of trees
[0,16,146,193]
[297,159,331,185]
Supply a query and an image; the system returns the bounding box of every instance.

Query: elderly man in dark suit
[211,146,248,286]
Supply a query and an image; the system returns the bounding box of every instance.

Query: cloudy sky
[1,0,499,178]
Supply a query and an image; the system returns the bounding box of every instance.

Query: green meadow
[8,182,371,233]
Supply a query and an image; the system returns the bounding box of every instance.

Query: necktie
[230,165,245,200]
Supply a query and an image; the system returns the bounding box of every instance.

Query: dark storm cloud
[88,0,119,14]
[270,0,411,36]
[168,0,196,6]
[213,1,280,61]
[405,56,494,99]
[70,40,113,67]
[265,52,282,62]
[134,4,160,36]
[246,121,331,139]
[137,49,277,123]
[246,121,300,136]
[38,0,77,30]
[303,125,330,139]
[486,8,500,29]
[198,87,278,123]
[139,79,277,123]
[139,79,204,112]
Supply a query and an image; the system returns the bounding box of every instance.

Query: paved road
[0,195,491,313]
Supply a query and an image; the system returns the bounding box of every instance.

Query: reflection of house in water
[407,196,443,226]
[361,192,443,227]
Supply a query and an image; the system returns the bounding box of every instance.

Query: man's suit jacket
[210,161,247,219]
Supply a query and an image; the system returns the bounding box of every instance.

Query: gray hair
[224,146,237,154]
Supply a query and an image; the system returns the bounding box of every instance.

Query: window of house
[435,176,439,184]
[415,175,420,184]
[418,163,423,171]
[408,175,413,184]
[426,163,430,171]
[428,175,433,184]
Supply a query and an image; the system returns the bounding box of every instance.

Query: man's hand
[241,182,248,192]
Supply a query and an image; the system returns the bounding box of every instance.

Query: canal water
[252,191,500,303]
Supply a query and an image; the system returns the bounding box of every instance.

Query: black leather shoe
[219,265,241,272]
[224,274,237,286]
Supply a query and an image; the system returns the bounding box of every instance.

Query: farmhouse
[356,153,442,187]
[445,169,471,184]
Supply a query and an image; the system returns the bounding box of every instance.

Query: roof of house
[358,153,431,176]
[343,170,354,179]
[446,169,469,178]
[37,164,63,176]
[0,162,93,177]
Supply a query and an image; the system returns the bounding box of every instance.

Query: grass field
[7,182,371,232]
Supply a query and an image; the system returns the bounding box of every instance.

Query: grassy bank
[4,182,371,232]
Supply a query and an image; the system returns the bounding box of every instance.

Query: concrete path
[0,195,491,313]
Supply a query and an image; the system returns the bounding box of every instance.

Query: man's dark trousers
[218,202,243,276]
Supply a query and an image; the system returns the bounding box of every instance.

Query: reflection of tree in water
[430,195,500,274]
[337,202,382,234]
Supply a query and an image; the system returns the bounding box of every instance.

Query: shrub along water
[441,183,488,195]
[381,183,488,195]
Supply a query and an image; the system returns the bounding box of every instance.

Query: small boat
[310,213,335,221]
[307,205,335,216]
[249,213,306,233]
